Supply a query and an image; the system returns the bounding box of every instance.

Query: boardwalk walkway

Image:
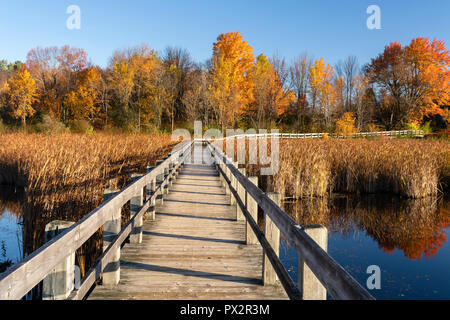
[89,144,287,300]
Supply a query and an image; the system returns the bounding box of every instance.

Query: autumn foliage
[0,35,448,133]
[335,112,357,137]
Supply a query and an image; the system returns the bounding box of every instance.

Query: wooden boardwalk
[89,145,287,300]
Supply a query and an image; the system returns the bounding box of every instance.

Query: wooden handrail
[0,141,193,300]
[207,142,375,300]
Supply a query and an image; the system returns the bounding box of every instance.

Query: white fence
[202,130,425,141]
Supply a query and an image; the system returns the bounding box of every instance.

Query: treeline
[0,33,448,134]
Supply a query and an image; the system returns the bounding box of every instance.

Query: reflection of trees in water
[284,195,450,260]
[0,186,23,273]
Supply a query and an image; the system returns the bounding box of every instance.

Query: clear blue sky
[1,0,449,68]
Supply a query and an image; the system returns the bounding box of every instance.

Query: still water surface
[280,195,450,299]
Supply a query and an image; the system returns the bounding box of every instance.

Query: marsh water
[280,194,450,300]
[0,184,449,299]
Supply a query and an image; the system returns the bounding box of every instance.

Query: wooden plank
[88,147,287,300]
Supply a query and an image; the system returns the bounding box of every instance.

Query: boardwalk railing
[207,141,375,300]
[210,130,424,140]
[0,141,193,300]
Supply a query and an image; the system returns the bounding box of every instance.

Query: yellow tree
[107,57,136,129]
[129,49,159,131]
[64,67,102,122]
[309,58,334,111]
[309,58,335,126]
[335,112,358,137]
[6,68,38,127]
[210,32,254,129]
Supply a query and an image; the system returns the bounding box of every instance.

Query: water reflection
[0,186,23,272]
[282,194,450,299]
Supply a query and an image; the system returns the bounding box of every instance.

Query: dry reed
[225,138,450,199]
[0,133,176,275]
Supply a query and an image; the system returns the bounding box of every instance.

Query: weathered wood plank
[88,146,287,300]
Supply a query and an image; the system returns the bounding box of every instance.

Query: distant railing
[206,130,425,140]
[0,141,193,300]
[207,141,375,300]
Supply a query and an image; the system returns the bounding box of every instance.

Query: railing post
[236,168,246,220]
[130,173,144,244]
[247,177,259,245]
[298,225,328,300]
[263,192,281,286]
[42,220,76,300]
[163,161,170,195]
[146,166,156,221]
[230,162,238,205]
[224,162,231,196]
[156,160,164,205]
[102,188,121,286]
[168,153,174,187]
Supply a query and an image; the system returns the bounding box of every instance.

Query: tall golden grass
[229,138,450,199]
[0,133,176,275]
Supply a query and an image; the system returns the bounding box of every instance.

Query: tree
[353,74,375,130]
[335,55,359,110]
[129,47,159,132]
[251,54,294,128]
[210,32,255,129]
[403,37,450,124]
[182,67,212,125]
[309,58,335,127]
[26,46,88,123]
[6,68,37,127]
[108,58,135,129]
[289,53,312,131]
[335,112,357,137]
[366,38,450,129]
[64,67,102,122]
[163,46,194,125]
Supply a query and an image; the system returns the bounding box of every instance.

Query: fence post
[156,160,164,205]
[130,173,144,244]
[42,220,76,300]
[102,188,121,286]
[298,225,328,300]
[146,166,156,221]
[263,192,281,286]
[247,177,259,245]
[236,168,246,220]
